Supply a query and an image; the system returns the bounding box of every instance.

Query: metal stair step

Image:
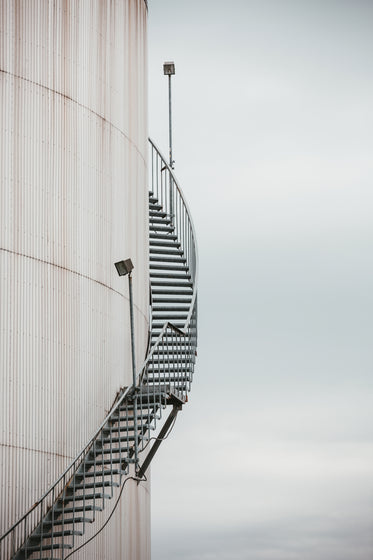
[151,339,192,346]
[151,334,188,341]
[102,425,134,435]
[152,297,192,303]
[153,347,195,356]
[23,543,73,553]
[112,419,155,429]
[151,320,188,326]
[147,362,191,376]
[152,322,185,329]
[150,247,183,255]
[104,423,151,435]
[150,342,197,350]
[85,457,136,467]
[137,384,176,394]
[102,435,137,445]
[149,211,171,223]
[155,362,191,371]
[151,327,191,336]
[153,306,189,321]
[42,517,93,526]
[64,491,112,501]
[150,256,187,263]
[147,363,190,370]
[150,240,181,248]
[93,446,132,455]
[152,290,193,296]
[118,392,167,406]
[72,480,120,491]
[149,217,172,226]
[153,306,190,311]
[152,318,187,325]
[150,346,194,354]
[143,382,189,393]
[55,504,103,514]
[153,311,189,317]
[149,225,175,233]
[102,423,136,434]
[151,276,191,283]
[150,264,189,272]
[146,376,191,383]
[150,281,192,288]
[110,408,158,418]
[149,203,163,211]
[117,401,160,412]
[150,348,192,355]
[151,332,186,339]
[149,233,178,241]
[110,412,158,423]
[82,491,114,501]
[146,380,190,388]
[151,337,194,344]
[147,367,191,374]
[32,529,83,539]
[149,210,167,218]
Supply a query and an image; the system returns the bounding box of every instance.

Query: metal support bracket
[136,403,182,479]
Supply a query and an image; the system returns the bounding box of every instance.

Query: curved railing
[0,138,198,560]
[141,138,198,404]
[148,138,198,315]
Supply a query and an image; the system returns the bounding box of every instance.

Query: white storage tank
[0,1,150,557]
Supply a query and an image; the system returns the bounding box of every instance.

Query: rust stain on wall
[0,1,150,556]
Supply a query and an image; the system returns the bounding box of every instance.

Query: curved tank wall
[0,1,150,558]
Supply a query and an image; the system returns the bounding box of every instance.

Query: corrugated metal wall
[0,1,150,557]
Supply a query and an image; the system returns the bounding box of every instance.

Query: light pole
[114,258,136,387]
[163,61,175,224]
[163,61,175,169]
[114,258,138,467]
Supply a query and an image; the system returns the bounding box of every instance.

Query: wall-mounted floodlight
[115,258,134,277]
[163,61,175,75]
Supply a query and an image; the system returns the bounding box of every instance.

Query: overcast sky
[147,2,373,559]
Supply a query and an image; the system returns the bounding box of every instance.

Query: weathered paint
[0,1,149,558]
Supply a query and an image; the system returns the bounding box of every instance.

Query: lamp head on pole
[115,259,134,277]
[163,61,175,75]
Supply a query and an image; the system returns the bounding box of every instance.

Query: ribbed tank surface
[0,2,150,558]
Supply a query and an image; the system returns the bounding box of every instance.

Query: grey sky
[147,1,373,559]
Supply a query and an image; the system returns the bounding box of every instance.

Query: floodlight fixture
[163,61,175,75]
[115,258,134,277]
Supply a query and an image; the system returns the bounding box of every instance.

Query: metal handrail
[148,137,198,327]
[0,324,192,546]
[0,138,198,559]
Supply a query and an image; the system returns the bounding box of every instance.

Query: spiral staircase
[0,139,198,560]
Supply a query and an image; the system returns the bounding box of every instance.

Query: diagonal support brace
[137,403,181,479]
